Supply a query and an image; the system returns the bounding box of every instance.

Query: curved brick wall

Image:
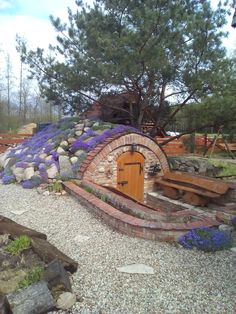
[80,132,170,199]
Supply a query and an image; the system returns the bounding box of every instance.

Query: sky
[0,0,235,81]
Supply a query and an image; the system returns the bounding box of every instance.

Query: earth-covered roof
[0,118,139,188]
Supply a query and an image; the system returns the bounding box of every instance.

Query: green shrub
[5,235,31,255]
[18,266,44,289]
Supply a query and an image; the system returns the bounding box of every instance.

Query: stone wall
[168,156,218,176]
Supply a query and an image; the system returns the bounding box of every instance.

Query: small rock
[12,167,24,182]
[68,137,76,144]
[108,156,113,162]
[70,156,78,164]
[43,191,50,196]
[230,247,236,253]
[75,130,83,137]
[117,264,155,274]
[45,155,53,161]
[84,127,91,132]
[39,153,47,159]
[55,192,62,196]
[60,140,69,147]
[56,292,76,310]
[75,123,84,131]
[23,167,35,180]
[98,167,105,173]
[61,190,67,196]
[10,209,28,215]
[57,147,67,155]
[47,164,58,179]
[219,224,234,234]
[0,234,10,246]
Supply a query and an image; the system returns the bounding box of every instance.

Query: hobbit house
[0,118,225,241]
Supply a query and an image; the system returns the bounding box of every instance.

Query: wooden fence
[155,137,186,156]
[0,133,31,154]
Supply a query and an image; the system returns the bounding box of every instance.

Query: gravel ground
[0,183,235,314]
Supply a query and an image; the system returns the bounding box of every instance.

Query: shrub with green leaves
[5,235,31,255]
[18,266,44,289]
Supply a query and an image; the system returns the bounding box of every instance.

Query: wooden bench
[155,171,230,206]
[217,143,236,152]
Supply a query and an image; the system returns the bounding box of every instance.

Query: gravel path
[0,183,235,314]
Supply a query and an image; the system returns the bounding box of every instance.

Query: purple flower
[2,174,16,184]
[51,151,59,161]
[178,227,232,252]
[15,161,29,169]
[70,140,90,153]
[21,176,41,189]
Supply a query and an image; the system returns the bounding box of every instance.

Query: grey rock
[117,264,155,274]
[84,119,93,127]
[10,209,28,215]
[230,247,236,253]
[12,166,24,182]
[70,156,78,164]
[7,281,55,314]
[59,155,74,178]
[60,140,69,148]
[75,130,83,137]
[39,153,47,159]
[44,259,72,292]
[0,234,10,246]
[57,147,67,155]
[56,292,76,310]
[23,167,34,180]
[47,164,58,179]
[219,224,234,234]
[75,123,84,131]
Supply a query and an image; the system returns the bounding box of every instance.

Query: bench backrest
[164,171,229,195]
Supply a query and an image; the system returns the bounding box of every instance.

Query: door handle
[118,181,128,186]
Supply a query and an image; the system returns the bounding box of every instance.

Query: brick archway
[82,132,170,180]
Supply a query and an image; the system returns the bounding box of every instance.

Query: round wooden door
[117,151,144,202]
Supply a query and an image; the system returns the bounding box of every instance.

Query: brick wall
[82,133,170,201]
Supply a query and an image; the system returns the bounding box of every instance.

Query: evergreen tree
[17,0,232,130]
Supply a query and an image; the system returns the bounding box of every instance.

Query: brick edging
[63,181,219,242]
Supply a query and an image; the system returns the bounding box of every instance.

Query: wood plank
[0,139,27,144]
[0,133,31,137]
[182,191,209,206]
[164,171,229,194]
[155,178,220,198]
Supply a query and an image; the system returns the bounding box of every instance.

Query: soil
[0,235,46,295]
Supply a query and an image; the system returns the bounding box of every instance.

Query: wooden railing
[0,133,31,153]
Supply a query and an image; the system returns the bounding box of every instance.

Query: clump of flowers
[231,216,236,230]
[21,176,42,189]
[2,174,16,185]
[178,227,232,252]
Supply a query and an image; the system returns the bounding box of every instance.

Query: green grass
[5,235,31,255]
[18,266,44,289]
[209,159,236,177]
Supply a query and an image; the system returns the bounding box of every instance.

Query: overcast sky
[0,0,235,79]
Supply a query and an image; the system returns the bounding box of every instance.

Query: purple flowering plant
[2,174,16,184]
[178,227,232,252]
